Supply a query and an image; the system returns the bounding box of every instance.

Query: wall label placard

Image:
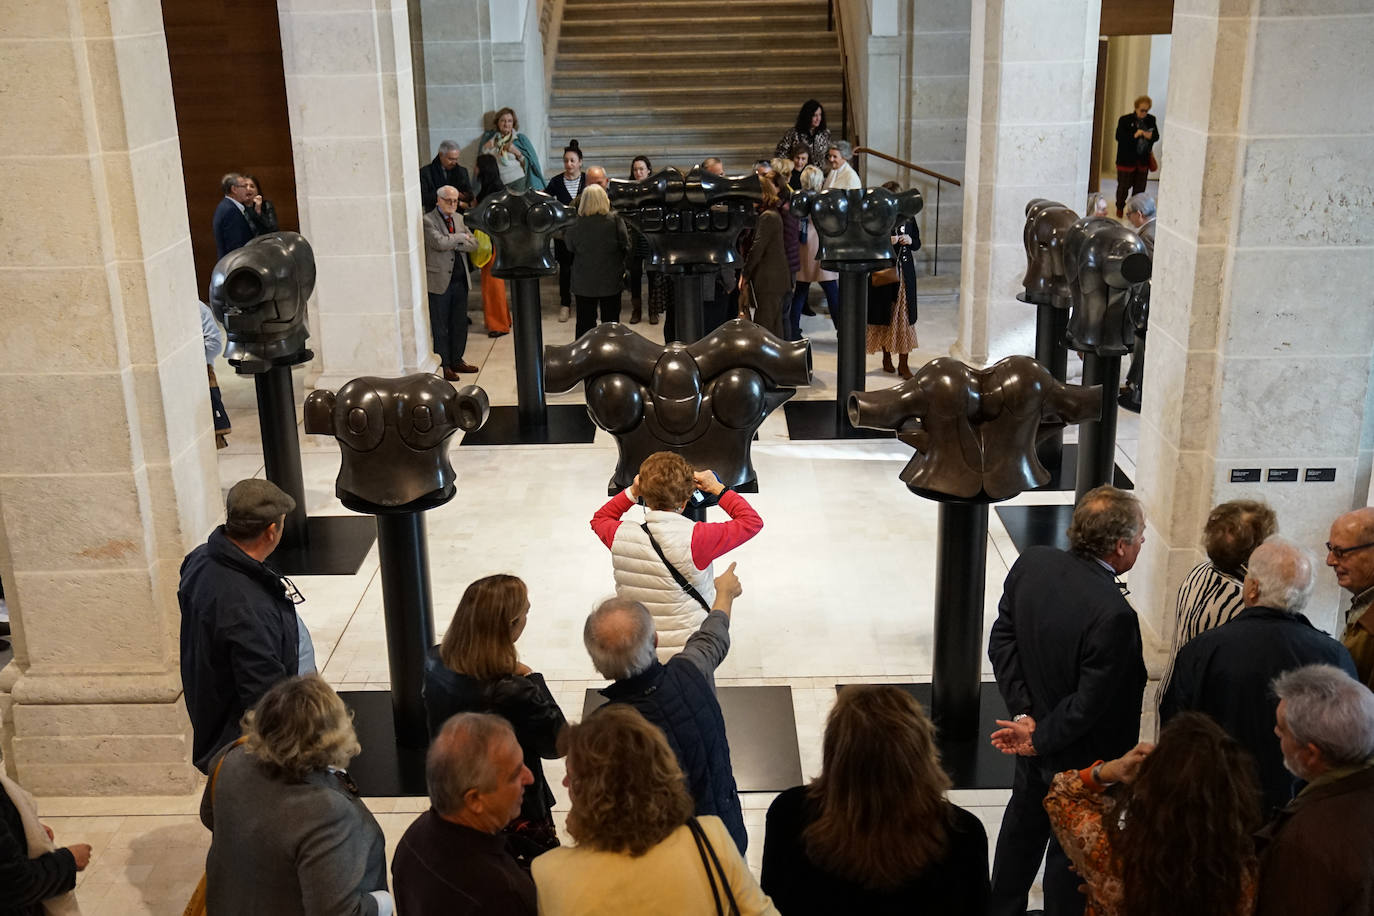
[1305,468,1337,482]
[1267,468,1299,482]
[1230,468,1262,483]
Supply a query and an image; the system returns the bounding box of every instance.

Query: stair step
[559,33,837,52]
[561,14,828,35]
[556,47,833,71]
[552,63,841,88]
[564,0,827,16]
[548,103,834,128]
[550,87,842,109]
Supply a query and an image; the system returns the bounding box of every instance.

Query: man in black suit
[420,140,473,213]
[1161,536,1358,815]
[212,173,256,259]
[987,485,1148,916]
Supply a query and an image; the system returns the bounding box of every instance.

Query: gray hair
[828,140,853,159]
[435,185,460,202]
[1246,536,1315,612]
[1273,664,1374,767]
[437,139,460,155]
[584,598,657,681]
[1125,193,1156,218]
[426,712,515,817]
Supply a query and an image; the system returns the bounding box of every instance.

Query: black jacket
[392,810,536,916]
[421,649,567,826]
[988,546,1147,771]
[0,786,76,916]
[212,197,255,259]
[1160,605,1358,815]
[178,527,300,772]
[1114,112,1160,167]
[565,213,630,297]
[420,155,473,213]
[244,199,278,236]
[761,786,989,915]
[544,172,583,206]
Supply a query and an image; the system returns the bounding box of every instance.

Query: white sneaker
[558,306,570,322]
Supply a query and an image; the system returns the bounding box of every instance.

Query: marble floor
[20,281,1146,914]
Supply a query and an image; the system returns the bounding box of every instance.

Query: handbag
[687,817,740,916]
[183,738,245,916]
[640,523,712,614]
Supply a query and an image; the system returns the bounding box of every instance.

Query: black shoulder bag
[640,523,712,613]
[686,816,740,916]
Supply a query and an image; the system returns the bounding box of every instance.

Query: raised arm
[689,489,763,569]
[590,488,637,549]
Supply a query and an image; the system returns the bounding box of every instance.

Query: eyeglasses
[1326,541,1374,560]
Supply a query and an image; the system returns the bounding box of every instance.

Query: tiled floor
[24,279,1154,914]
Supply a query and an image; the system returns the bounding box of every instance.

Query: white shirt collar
[225,195,246,214]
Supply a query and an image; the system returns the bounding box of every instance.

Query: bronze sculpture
[465,188,575,278]
[790,186,924,269]
[208,230,316,373]
[1020,200,1079,308]
[1064,217,1152,356]
[605,166,763,273]
[545,319,812,490]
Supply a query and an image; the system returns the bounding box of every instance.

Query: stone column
[410,0,494,161]
[954,0,1101,364]
[1132,0,1374,650]
[0,0,220,793]
[278,0,429,389]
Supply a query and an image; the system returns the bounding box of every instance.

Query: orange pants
[481,262,510,333]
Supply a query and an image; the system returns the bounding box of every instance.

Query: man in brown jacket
[1327,507,1374,688]
[1256,664,1374,916]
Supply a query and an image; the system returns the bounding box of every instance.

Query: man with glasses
[213,172,257,258]
[177,479,316,772]
[1328,507,1374,689]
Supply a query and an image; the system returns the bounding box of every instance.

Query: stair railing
[854,146,962,277]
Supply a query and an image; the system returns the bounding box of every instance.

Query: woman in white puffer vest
[591,451,764,662]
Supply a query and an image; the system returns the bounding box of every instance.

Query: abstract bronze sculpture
[545,319,812,490]
[466,188,575,278]
[208,230,316,373]
[1020,199,1079,309]
[606,166,762,273]
[1064,217,1152,357]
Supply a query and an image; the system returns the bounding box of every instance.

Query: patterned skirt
[865,280,918,354]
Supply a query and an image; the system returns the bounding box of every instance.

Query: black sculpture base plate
[583,685,802,792]
[996,504,1075,554]
[338,690,428,796]
[836,682,1014,789]
[782,400,895,441]
[1034,443,1133,492]
[458,404,598,446]
[270,515,377,577]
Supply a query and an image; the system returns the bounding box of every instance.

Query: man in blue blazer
[213,173,256,259]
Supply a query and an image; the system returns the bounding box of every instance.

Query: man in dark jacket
[1162,536,1358,814]
[420,140,473,213]
[212,173,256,259]
[584,563,747,852]
[178,479,314,772]
[1113,95,1159,217]
[987,485,1148,916]
[1256,664,1374,916]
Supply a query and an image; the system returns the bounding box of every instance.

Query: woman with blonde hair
[564,183,630,337]
[532,704,778,915]
[200,675,392,915]
[788,163,839,339]
[423,574,566,851]
[761,685,989,914]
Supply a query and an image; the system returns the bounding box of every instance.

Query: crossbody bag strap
[640,522,712,613]
[210,736,248,804]
[687,817,740,916]
[686,817,726,916]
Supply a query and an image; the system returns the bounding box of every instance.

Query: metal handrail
[854,146,961,277]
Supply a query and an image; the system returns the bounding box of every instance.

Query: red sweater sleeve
[690,491,763,569]
[591,489,636,550]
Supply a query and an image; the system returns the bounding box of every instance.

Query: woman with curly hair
[761,685,988,914]
[532,704,778,915]
[423,574,566,852]
[478,106,546,192]
[1045,711,1263,916]
[200,675,392,915]
[775,99,832,169]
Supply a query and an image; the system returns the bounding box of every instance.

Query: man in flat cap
[178,479,317,771]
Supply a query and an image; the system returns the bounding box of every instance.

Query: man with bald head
[583,563,746,852]
[584,165,608,189]
[1163,536,1358,812]
[1328,507,1374,688]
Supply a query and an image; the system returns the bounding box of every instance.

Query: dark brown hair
[563,705,694,856]
[1202,500,1277,578]
[1109,712,1261,916]
[804,686,952,889]
[636,451,694,511]
[439,574,526,680]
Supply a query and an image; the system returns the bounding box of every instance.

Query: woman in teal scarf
[480,107,546,193]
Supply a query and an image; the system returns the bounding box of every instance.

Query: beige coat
[423,208,477,295]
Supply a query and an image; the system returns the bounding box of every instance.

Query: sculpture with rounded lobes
[208,230,315,373]
[790,186,924,270]
[545,319,812,491]
[465,188,575,278]
[849,355,1101,503]
[605,166,763,274]
[1064,217,1152,357]
[1020,199,1079,308]
[303,374,490,514]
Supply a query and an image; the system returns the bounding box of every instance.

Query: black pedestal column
[1075,354,1122,501]
[254,365,309,545]
[835,271,871,435]
[374,512,436,748]
[1034,306,1070,470]
[672,274,706,345]
[511,276,547,428]
[931,502,990,739]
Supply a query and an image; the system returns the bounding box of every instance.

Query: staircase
[549,0,844,174]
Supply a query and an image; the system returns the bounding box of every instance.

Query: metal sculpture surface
[790,187,924,270]
[605,166,762,272]
[545,319,811,489]
[465,189,575,278]
[209,231,316,373]
[304,374,490,514]
[1020,199,1079,308]
[1064,217,1152,356]
[849,355,1101,502]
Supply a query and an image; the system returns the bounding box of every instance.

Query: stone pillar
[409,0,494,162]
[0,0,220,793]
[1132,0,1374,650]
[278,0,429,388]
[955,0,1101,364]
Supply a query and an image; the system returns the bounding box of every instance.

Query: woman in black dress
[544,140,585,323]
